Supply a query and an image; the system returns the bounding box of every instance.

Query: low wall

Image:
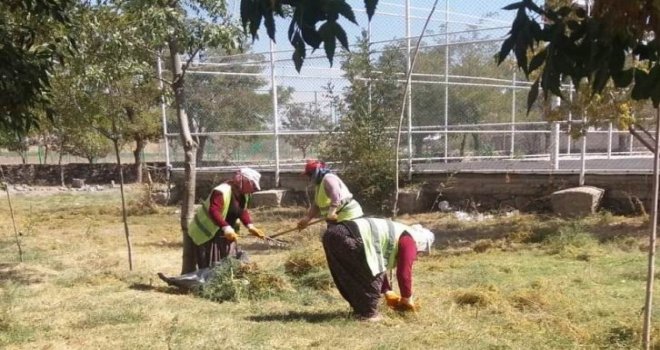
[171,170,652,215]
[0,162,168,186]
[4,163,648,215]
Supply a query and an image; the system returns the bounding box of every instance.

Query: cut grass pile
[1,186,659,349]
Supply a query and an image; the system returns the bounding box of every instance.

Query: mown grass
[1,185,659,349]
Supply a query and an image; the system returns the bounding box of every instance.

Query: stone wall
[0,162,168,186]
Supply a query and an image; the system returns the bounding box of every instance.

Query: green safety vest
[352,218,413,277]
[315,174,363,221]
[188,183,249,246]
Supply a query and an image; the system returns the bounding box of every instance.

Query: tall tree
[0,0,76,135]
[183,49,270,164]
[498,1,660,347]
[282,102,332,158]
[0,129,32,164]
[320,33,401,213]
[123,0,242,273]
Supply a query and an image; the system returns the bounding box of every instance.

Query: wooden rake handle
[268,218,325,239]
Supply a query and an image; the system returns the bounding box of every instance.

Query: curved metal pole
[393,0,440,217]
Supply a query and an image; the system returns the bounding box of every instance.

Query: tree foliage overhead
[240,0,379,71]
[0,0,76,135]
[497,0,660,114]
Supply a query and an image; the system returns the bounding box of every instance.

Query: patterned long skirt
[195,232,239,269]
[322,221,385,318]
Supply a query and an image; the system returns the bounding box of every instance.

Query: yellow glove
[384,291,401,309]
[222,226,238,242]
[248,225,265,239]
[223,232,238,241]
[297,218,310,231]
[326,212,338,222]
[396,297,420,312]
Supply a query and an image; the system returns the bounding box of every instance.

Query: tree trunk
[195,135,207,164]
[87,157,94,164]
[58,140,65,187]
[472,133,481,154]
[643,109,660,349]
[169,40,198,274]
[459,134,467,157]
[133,137,146,184]
[113,138,133,271]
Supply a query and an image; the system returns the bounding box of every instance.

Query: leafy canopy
[497,0,660,113]
[240,0,379,71]
[0,0,76,135]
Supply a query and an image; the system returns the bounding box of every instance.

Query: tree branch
[180,47,202,80]
[629,124,656,153]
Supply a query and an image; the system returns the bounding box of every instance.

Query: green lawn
[0,186,658,349]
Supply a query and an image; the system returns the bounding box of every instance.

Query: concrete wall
[5,162,646,215]
[171,170,652,215]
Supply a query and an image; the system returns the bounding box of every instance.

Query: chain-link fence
[158,0,655,174]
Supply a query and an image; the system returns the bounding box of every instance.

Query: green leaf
[612,69,633,88]
[335,24,349,50]
[528,48,546,73]
[527,79,539,114]
[291,31,306,72]
[333,1,357,24]
[497,37,514,65]
[591,66,610,94]
[263,4,276,40]
[523,0,543,14]
[240,0,252,32]
[301,26,322,49]
[631,68,650,101]
[364,0,378,20]
[502,2,523,10]
[318,22,336,65]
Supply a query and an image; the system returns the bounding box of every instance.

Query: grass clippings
[0,187,656,349]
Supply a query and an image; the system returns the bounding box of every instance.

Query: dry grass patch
[0,188,656,349]
[452,285,501,308]
[284,246,333,290]
[508,288,549,312]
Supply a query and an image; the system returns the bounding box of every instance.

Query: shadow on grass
[0,263,45,285]
[129,282,189,295]
[428,214,648,248]
[247,310,347,323]
[137,241,183,249]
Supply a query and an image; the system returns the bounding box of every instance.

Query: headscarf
[235,167,261,190]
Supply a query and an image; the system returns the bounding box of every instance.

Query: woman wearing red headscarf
[297,159,363,230]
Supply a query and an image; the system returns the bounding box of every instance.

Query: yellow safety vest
[352,218,413,276]
[315,174,363,221]
[188,183,249,246]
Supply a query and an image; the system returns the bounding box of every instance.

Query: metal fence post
[551,121,560,170]
[443,0,450,163]
[406,0,413,178]
[269,40,280,187]
[510,71,516,157]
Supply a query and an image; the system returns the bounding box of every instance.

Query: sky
[197,0,522,106]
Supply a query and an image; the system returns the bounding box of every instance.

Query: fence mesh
[3,0,655,173]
